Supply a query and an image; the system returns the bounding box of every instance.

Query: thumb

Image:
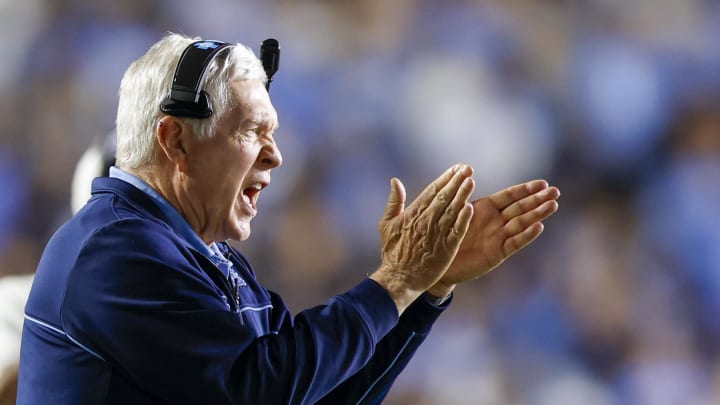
[382,177,406,221]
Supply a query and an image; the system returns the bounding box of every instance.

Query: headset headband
[160,38,280,119]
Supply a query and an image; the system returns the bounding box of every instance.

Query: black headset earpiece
[160,38,281,119]
[160,40,233,118]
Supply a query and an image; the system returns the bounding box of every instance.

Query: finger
[446,202,474,246]
[381,177,406,222]
[407,164,466,214]
[501,186,560,221]
[504,222,544,255]
[424,164,473,219]
[504,200,558,236]
[489,180,549,210]
[437,176,475,232]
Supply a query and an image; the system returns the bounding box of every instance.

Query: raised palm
[438,180,560,288]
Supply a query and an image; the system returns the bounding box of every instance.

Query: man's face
[183,78,281,242]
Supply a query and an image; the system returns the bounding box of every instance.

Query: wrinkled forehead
[230,79,279,130]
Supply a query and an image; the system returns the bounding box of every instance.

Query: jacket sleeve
[315,294,450,405]
[60,219,399,405]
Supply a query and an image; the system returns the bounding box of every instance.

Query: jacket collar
[91,177,168,224]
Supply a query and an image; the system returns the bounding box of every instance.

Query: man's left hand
[427,179,560,297]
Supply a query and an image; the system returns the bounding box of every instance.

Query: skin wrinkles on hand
[371,162,560,311]
[371,164,475,313]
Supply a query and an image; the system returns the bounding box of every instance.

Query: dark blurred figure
[0,130,115,404]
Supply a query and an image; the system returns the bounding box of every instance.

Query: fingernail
[452,164,460,173]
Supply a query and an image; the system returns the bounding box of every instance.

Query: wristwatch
[424,291,452,307]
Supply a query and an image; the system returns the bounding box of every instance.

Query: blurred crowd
[2,0,720,403]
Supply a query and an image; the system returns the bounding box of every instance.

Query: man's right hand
[370,164,475,314]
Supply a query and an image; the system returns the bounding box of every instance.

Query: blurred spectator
[0,276,33,384]
[0,129,115,399]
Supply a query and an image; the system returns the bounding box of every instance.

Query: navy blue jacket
[18,177,448,404]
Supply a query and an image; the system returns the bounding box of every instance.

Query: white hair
[115,33,267,169]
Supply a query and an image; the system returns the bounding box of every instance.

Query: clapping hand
[371,164,475,313]
[428,179,560,297]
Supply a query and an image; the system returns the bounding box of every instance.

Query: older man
[18,33,559,404]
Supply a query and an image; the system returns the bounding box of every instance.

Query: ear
[156,116,188,172]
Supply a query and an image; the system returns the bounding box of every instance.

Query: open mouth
[241,183,265,212]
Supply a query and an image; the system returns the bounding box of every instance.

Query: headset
[160,38,280,119]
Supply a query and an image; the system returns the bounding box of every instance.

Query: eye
[233,128,259,142]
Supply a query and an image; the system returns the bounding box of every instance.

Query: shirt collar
[109,166,218,260]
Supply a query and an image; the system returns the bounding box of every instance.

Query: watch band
[424,291,452,307]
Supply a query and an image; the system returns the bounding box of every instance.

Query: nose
[259,138,282,169]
